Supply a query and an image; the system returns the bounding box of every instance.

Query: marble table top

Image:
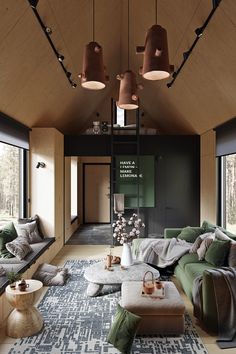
[84,260,160,285]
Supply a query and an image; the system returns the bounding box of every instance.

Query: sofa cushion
[15,221,42,244]
[18,214,44,239]
[229,243,236,267]
[185,262,216,284]
[6,237,33,260]
[0,265,6,276]
[197,234,215,260]
[202,220,236,240]
[178,253,200,270]
[177,227,205,243]
[107,303,141,354]
[0,222,18,258]
[190,232,214,253]
[205,240,231,267]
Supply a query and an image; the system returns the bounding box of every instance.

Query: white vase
[121,243,134,267]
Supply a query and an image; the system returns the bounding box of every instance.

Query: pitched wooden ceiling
[0,0,236,135]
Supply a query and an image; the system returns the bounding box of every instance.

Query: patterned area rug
[8,260,208,354]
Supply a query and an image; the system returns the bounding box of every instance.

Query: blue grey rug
[8,260,208,354]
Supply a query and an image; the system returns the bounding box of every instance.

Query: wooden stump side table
[5,279,43,338]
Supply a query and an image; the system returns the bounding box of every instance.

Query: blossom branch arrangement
[112,213,145,245]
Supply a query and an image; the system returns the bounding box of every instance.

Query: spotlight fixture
[195,27,204,38]
[117,0,140,110]
[183,51,189,60]
[79,0,108,90]
[45,27,52,35]
[58,54,64,62]
[136,0,173,80]
[36,162,46,169]
[71,83,77,89]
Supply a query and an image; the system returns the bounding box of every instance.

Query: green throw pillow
[202,220,236,240]
[205,240,231,266]
[177,226,205,243]
[107,303,141,354]
[0,222,18,253]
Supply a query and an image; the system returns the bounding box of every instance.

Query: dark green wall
[65,135,200,235]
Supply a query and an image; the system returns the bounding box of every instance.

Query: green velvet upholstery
[177,227,205,243]
[205,240,231,266]
[0,222,18,258]
[178,253,200,270]
[202,270,218,333]
[202,220,236,240]
[107,303,141,354]
[164,228,183,239]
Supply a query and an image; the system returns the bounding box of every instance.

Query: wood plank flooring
[0,244,235,354]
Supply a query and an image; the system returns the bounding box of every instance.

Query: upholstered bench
[121,281,185,335]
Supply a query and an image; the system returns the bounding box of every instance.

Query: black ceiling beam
[167,0,222,88]
[27,0,77,88]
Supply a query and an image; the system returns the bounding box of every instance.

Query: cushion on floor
[33,263,69,286]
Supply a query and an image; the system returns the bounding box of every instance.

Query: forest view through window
[0,142,21,226]
[221,153,236,233]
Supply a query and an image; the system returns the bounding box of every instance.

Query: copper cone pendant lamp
[79,0,108,90]
[117,0,140,110]
[137,1,173,80]
[117,70,139,110]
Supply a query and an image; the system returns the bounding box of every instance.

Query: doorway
[83,163,110,223]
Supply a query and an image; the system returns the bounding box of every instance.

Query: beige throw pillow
[190,232,214,253]
[15,221,42,244]
[6,237,32,260]
[197,234,215,260]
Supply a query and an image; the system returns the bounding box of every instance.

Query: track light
[167,83,172,88]
[71,83,77,88]
[195,27,204,38]
[183,51,189,60]
[58,54,64,62]
[45,27,52,35]
[29,0,39,8]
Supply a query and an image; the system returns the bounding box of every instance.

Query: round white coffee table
[84,261,160,296]
[6,279,43,338]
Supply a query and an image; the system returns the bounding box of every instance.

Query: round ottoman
[121,281,185,335]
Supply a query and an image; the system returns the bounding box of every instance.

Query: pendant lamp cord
[128,0,130,69]
[92,0,95,42]
[155,0,157,24]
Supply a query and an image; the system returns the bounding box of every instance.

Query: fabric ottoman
[121,281,185,335]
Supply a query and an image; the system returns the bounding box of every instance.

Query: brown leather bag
[143,271,155,295]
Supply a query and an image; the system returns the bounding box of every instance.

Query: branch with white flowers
[112,213,145,244]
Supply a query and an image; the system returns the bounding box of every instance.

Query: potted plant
[6,270,22,289]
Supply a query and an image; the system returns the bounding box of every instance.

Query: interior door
[84,164,110,223]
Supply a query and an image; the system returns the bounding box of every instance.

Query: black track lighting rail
[28,0,77,88]
[167,0,222,88]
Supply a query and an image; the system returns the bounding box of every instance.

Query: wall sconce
[36,162,46,169]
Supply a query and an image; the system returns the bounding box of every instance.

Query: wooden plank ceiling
[0,0,235,135]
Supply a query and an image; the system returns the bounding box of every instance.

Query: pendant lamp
[136,0,173,80]
[79,0,108,90]
[117,0,140,110]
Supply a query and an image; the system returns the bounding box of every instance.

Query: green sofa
[164,221,236,333]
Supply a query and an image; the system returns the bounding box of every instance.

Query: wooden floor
[0,244,235,354]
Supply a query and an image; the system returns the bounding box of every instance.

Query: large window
[220,154,236,233]
[0,142,27,227]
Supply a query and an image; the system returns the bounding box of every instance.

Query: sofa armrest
[164,228,182,239]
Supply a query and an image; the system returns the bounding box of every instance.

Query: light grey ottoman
[121,281,185,335]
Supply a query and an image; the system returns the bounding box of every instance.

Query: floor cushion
[33,263,69,286]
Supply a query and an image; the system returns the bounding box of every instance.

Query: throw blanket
[135,238,192,268]
[193,268,236,349]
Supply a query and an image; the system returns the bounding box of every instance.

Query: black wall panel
[65,135,200,235]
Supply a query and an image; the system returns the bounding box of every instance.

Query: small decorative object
[93,121,101,134]
[6,271,22,289]
[106,254,113,268]
[111,256,121,264]
[17,279,29,292]
[143,271,155,295]
[112,213,145,267]
[155,280,163,290]
[101,121,108,134]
